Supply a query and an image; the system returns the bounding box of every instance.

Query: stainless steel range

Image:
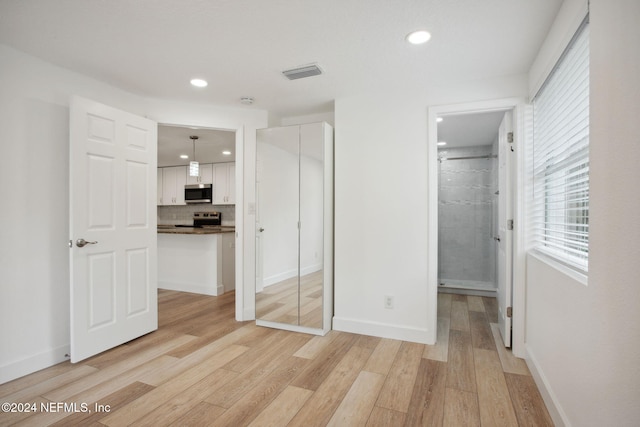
[193,211,221,227]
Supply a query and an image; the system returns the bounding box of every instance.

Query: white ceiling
[158,125,235,167]
[0,0,562,119]
[437,111,506,148]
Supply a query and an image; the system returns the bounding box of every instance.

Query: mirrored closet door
[255,122,333,335]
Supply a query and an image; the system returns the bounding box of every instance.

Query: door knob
[258,228,265,232]
[76,238,98,248]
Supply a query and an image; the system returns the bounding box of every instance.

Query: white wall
[524,1,640,425]
[333,75,527,343]
[0,44,267,384]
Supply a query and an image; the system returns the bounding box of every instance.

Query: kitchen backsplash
[158,204,235,225]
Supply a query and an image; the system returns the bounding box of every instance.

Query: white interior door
[70,96,158,363]
[497,111,513,347]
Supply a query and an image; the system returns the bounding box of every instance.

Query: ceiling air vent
[282,64,323,80]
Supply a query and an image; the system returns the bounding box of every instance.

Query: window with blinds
[532,19,589,272]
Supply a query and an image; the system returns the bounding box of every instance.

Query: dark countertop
[157,225,235,235]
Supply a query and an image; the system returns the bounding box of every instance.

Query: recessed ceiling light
[190,78,208,88]
[180,154,189,159]
[437,117,443,123]
[406,30,431,45]
[222,150,232,156]
[437,141,447,146]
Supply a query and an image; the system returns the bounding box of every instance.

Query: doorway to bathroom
[437,110,508,296]
[428,99,523,350]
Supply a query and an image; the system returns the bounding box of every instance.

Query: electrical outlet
[384,295,394,309]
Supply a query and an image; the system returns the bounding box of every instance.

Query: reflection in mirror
[255,125,324,330]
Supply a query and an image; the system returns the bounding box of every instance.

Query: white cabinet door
[213,162,235,204]
[70,96,157,362]
[161,166,187,205]
[185,163,213,185]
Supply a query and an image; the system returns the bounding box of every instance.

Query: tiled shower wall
[158,204,236,225]
[438,145,496,286]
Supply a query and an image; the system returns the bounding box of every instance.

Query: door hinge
[507,307,513,318]
[68,239,73,248]
[507,219,514,230]
[507,132,514,143]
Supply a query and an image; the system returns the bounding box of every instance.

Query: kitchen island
[158,226,235,296]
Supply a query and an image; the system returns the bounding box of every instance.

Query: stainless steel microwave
[184,184,212,204]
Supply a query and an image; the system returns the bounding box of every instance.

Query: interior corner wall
[0,44,267,384]
[0,44,147,383]
[523,1,640,425]
[332,75,527,343]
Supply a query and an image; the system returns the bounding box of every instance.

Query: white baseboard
[158,280,221,296]
[333,316,434,344]
[263,269,297,287]
[0,344,70,385]
[525,345,570,427]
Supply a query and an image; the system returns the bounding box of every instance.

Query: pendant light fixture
[189,135,199,177]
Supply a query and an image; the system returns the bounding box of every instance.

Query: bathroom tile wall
[158,204,235,225]
[438,145,496,284]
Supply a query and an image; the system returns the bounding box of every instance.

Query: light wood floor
[0,291,553,426]
[256,271,323,328]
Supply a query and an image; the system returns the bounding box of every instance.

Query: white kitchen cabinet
[160,166,187,205]
[186,163,213,185]
[157,168,163,205]
[213,162,235,205]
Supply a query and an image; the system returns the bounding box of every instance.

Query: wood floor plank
[223,330,309,374]
[467,295,486,312]
[165,319,250,359]
[247,385,313,427]
[99,344,249,426]
[363,338,402,375]
[423,317,450,362]
[38,355,179,427]
[205,333,311,409]
[450,300,471,331]
[43,334,196,401]
[170,402,226,426]
[82,328,181,369]
[0,362,77,399]
[446,330,476,393]
[288,345,373,427]
[469,310,496,351]
[290,332,357,391]
[505,373,554,427]
[2,365,98,404]
[474,348,519,427]
[207,356,309,427]
[403,358,447,426]
[490,323,530,375]
[130,369,238,427]
[375,341,424,413]
[293,330,340,359]
[137,322,257,387]
[443,387,481,427]
[365,406,406,427]
[438,292,453,319]
[0,395,49,426]
[482,297,499,323]
[327,371,385,427]
[49,382,155,427]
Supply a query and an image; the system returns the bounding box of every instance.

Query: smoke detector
[240,96,254,105]
[282,64,323,80]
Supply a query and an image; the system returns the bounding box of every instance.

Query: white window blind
[532,19,589,272]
